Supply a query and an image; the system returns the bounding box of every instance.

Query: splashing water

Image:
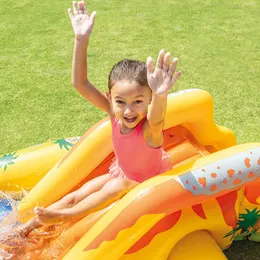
[0,191,26,259]
[0,191,72,259]
[0,199,12,222]
[0,191,20,231]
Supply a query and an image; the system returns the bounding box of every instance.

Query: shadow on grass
[224,240,260,260]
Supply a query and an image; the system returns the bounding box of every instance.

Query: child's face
[109,80,151,128]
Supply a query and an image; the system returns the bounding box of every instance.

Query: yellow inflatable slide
[0,89,259,260]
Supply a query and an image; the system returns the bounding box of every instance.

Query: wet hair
[108,59,148,92]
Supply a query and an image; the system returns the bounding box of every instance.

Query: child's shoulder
[110,115,119,124]
[110,115,121,133]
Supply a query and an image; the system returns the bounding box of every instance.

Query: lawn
[0,0,259,258]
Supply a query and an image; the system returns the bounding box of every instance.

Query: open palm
[147,50,182,96]
[68,1,96,38]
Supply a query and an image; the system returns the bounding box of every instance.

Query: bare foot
[34,207,64,225]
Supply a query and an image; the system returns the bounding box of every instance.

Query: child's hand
[147,50,182,96]
[68,1,96,40]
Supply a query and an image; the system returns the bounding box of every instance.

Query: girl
[0,0,181,241]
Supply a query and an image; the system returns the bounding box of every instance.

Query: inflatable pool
[0,89,259,260]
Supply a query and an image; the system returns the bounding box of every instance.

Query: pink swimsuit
[109,117,172,183]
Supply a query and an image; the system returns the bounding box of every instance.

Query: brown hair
[108,59,148,92]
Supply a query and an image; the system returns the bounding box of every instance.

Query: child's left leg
[35,177,138,225]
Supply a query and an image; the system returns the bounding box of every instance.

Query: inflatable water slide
[0,89,259,260]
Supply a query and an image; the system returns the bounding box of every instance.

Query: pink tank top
[111,117,171,183]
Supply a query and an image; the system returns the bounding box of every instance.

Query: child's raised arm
[145,50,182,141]
[69,1,111,114]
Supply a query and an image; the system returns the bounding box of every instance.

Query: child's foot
[34,207,64,225]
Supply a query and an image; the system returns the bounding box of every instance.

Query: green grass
[0,0,259,258]
[225,240,260,260]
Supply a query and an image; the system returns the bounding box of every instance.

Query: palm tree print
[224,208,260,241]
[0,152,18,171]
[53,138,74,151]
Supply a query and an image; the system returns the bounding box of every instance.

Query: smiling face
[109,80,151,129]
